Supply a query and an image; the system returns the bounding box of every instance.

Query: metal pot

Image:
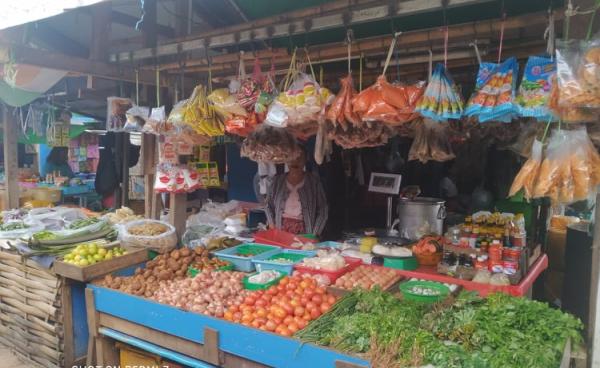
[396,197,446,240]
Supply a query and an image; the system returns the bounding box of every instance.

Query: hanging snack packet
[465,58,519,122]
[516,56,556,120]
[415,63,463,122]
[509,139,543,199]
[556,38,600,108]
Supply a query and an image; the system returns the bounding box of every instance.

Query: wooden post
[85,288,98,366]
[3,105,18,209]
[61,278,75,367]
[169,193,187,239]
[142,134,157,218]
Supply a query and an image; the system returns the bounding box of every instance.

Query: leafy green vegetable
[68,217,100,229]
[0,222,29,231]
[296,289,582,368]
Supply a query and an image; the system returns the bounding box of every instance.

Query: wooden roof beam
[0,43,167,86]
[166,10,558,75]
[111,0,493,62]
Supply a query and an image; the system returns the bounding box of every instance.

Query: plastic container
[254,229,316,248]
[399,280,450,303]
[213,243,281,272]
[293,256,362,284]
[383,256,418,270]
[252,249,316,275]
[316,241,343,249]
[243,270,286,290]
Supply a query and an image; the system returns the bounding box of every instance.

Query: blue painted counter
[88,284,370,368]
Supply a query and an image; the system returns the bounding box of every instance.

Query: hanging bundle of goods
[415,63,464,121]
[509,127,600,203]
[265,49,333,139]
[178,85,225,137]
[217,56,277,137]
[464,57,519,122]
[351,35,425,126]
[408,118,456,163]
[241,124,303,163]
[515,56,556,121]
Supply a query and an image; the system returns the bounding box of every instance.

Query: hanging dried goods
[408,118,456,163]
[241,125,302,163]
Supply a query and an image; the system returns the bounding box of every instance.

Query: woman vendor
[42,147,74,179]
[265,148,328,235]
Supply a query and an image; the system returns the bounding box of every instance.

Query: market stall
[0,0,599,367]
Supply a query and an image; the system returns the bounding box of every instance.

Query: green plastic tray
[399,280,450,303]
[383,256,418,270]
[243,270,285,290]
[187,263,233,277]
[236,244,277,256]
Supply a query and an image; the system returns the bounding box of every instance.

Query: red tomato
[295,318,307,329]
[290,298,300,307]
[280,277,290,286]
[310,309,321,319]
[311,294,323,305]
[255,317,267,325]
[277,284,285,292]
[288,282,298,290]
[223,311,233,321]
[265,320,276,331]
[320,302,331,313]
[241,314,253,324]
[244,296,256,306]
[275,325,284,335]
[255,298,266,308]
[306,301,317,311]
[229,305,239,313]
[299,280,309,289]
[273,306,287,319]
[293,306,305,317]
[251,320,261,328]
[287,322,299,334]
[233,312,242,320]
[300,296,310,306]
[266,287,277,296]
[315,286,326,295]
[326,295,336,305]
[285,290,296,299]
[256,307,267,318]
[303,289,315,299]
[279,326,292,337]
[283,315,294,325]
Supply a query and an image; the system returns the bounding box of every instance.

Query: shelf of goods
[395,253,548,297]
[86,283,370,368]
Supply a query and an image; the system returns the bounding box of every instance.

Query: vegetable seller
[265,148,328,236]
[42,147,74,179]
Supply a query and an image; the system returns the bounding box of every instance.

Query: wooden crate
[53,245,148,282]
[0,250,63,368]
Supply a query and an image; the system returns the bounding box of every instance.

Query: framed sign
[368,172,402,195]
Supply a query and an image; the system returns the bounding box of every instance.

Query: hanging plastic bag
[415,63,464,122]
[106,97,133,131]
[241,124,302,163]
[207,88,248,118]
[124,105,149,132]
[556,38,600,108]
[326,75,361,130]
[465,57,519,122]
[509,139,543,199]
[408,118,455,163]
[516,56,556,120]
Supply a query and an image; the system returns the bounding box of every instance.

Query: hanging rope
[545,10,556,58]
[382,32,401,76]
[565,0,573,40]
[359,52,363,91]
[443,26,449,67]
[319,66,324,86]
[497,14,506,63]
[428,49,433,82]
[304,47,317,82]
[346,29,353,75]
[155,67,160,107]
[135,69,139,105]
[469,40,483,65]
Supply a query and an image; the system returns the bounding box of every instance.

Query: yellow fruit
[98,248,107,256]
[78,259,89,267]
[105,252,113,260]
[93,254,102,261]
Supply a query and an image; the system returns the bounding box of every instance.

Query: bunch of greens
[68,217,101,229]
[0,222,29,231]
[296,289,583,368]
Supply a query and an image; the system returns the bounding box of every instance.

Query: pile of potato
[96,246,212,297]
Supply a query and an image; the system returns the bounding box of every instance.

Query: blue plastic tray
[213,243,281,272]
[316,241,343,249]
[252,249,316,275]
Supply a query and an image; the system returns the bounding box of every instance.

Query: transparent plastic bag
[120,219,177,252]
[208,88,248,118]
[408,119,455,163]
[0,220,44,239]
[106,97,133,131]
[533,131,568,199]
[509,139,543,199]
[556,38,600,108]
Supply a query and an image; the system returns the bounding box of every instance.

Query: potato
[167,258,181,271]
[175,270,184,277]
[171,249,181,260]
[158,270,172,280]
[180,247,191,257]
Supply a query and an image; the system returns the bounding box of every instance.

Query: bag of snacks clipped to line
[465,57,519,123]
[415,63,464,122]
[556,38,600,109]
[120,219,177,253]
[516,56,556,120]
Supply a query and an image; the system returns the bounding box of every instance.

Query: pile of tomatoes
[224,275,337,336]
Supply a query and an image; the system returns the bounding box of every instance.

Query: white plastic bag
[120,219,177,252]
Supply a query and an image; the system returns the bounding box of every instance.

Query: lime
[78,259,89,267]
[98,248,107,256]
[88,243,98,254]
[93,254,102,261]
[74,255,82,261]
[104,251,113,260]
[79,249,88,257]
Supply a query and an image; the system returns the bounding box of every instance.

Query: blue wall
[226,143,257,203]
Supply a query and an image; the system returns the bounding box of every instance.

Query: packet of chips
[516,56,556,121]
[415,63,463,122]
